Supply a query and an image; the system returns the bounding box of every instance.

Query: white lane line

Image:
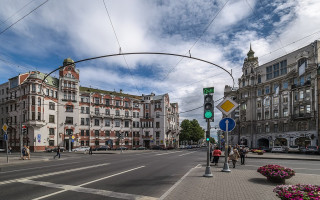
[0,161,83,174]
[28,165,147,200]
[155,151,181,156]
[178,152,195,157]
[0,163,109,185]
[159,164,201,200]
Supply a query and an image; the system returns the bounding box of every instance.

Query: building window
[49,115,55,123]
[306,89,310,98]
[86,130,89,136]
[283,96,288,103]
[280,60,287,75]
[258,75,261,83]
[125,131,129,137]
[81,130,84,136]
[299,91,304,100]
[95,130,99,137]
[95,98,100,104]
[65,117,73,124]
[300,76,305,85]
[105,120,110,127]
[257,89,262,96]
[242,79,245,87]
[299,105,305,115]
[298,122,308,131]
[116,100,120,107]
[38,112,41,120]
[298,57,307,76]
[105,131,110,137]
[105,99,110,106]
[124,121,129,127]
[266,66,272,80]
[274,110,279,118]
[49,140,54,146]
[283,108,288,117]
[265,111,270,119]
[125,101,129,108]
[156,112,160,118]
[86,107,90,114]
[95,108,99,114]
[273,97,279,104]
[145,104,149,109]
[156,122,160,128]
[273,63,279,78]
[81,107,84,114]
[115,121,120,127]
[94,119,99,126]
[116,131,120,137]
[32,96,35,105]
[257,113,262,120]
[49,102,55,110]
[257,126,261,133]
[145,132,149,137]
[265,98,270,107]
[274,124,278,132]
[106,109,110,115]
[86,141,89,146]
[294,92,298,101]
[49,128,54,135]
[66,105,73,112]
[265,86,270,94]
[86,118,90,125]
[81,141,84,146]
[265,125,270,133]
[306,105,311,113]
[116,110,120,116]
[283,81,288,89]
[95,140,99,145]
[283,123,289,132]
[125,111,129,117]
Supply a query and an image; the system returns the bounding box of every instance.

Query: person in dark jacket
[239,146,247,165]
[54,146,61,159]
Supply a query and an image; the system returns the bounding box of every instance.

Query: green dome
[63,58,74,66]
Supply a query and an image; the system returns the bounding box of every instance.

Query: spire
[247,43,255,59]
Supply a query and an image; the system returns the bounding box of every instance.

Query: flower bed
[273,184,320,200]
[257,164,295,182]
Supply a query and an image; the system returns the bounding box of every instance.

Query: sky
[1,0,320,139]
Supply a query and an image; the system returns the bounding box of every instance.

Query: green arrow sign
[203,87,214,94]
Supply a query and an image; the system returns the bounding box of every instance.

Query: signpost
[203,87,214,94]
[217,97,239,173]
[2,123,9,163]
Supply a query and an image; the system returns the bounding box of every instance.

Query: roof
[80,86,142,99]
[28,71,59,88]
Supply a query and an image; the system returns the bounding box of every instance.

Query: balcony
[26,120,46,127]
[292,113,312,119]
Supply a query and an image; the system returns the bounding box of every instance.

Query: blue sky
[1,0,320,139]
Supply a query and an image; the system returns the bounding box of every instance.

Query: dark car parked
[95,145,110,151]
[305,146,319,154]
[152,146,164,150]
[116,146,128,150]
[137,146,147,150]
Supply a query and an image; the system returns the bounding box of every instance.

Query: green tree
[180,119,205,143]
[209,137,216,144]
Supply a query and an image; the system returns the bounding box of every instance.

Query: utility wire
[102,0,141,94]
[0,0,35,28]
[158,0,230,85]
[0,0,49,36]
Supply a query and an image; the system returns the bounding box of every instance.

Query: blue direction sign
[219,117,236,132]
[3,134,7,141]
[37,134,41,143]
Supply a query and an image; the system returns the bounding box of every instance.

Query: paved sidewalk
[163,164,320,200]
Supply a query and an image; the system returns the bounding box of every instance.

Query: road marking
[155,151,181,156]
[178,152,195,157]
[0,161,83,174]
[0,163,109,185]
[159,164,201,200]
[28,166,147,200]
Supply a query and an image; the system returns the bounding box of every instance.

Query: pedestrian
[26,146,31,160]
[8,146,12,154]
[229,147,240,168]
[21,145,27,160]
[239,146,247,165]
[54,146,61,159]
[212,147,222,165]
[227,145,232,163]
[89,146,93,155]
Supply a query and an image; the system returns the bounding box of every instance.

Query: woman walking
[229,147,240,168]
[212,147,222,165]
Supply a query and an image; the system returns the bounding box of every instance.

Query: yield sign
[216,97,239,116]
[2,123,8,132]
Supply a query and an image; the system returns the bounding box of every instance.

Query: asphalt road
[0,149,319,200]
[0,149,203,200]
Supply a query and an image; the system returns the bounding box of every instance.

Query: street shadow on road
[248,178,279,186]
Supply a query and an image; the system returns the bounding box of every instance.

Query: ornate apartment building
[224,41,320,149]
[0,58,180,151]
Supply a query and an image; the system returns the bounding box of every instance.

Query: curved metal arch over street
[43,52,235,87]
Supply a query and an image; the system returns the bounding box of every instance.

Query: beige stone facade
[0,58,179,151]
[224,41,320,149]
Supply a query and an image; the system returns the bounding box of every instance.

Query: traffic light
[204,94,214,121]
[206,131,210,141]
[22,125,27,135]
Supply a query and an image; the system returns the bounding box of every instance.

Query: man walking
[89,146,93,155]
[239,146,246,165]
[54,146,61,159]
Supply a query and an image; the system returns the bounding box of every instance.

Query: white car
[287,145,300,153]
[72,146,90,152]
[271,146,287,153]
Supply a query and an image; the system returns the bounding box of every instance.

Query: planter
[268,177,285,184]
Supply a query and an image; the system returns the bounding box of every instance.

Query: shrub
[273,184,320,200]
[257,164,295,180]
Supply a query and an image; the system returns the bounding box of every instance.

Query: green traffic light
[204,110,213,118]
[206,138,210,141]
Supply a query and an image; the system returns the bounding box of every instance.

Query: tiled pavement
[163,164,320,200]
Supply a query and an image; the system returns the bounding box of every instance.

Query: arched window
[258,75,261,83]
[242,79,245,87]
